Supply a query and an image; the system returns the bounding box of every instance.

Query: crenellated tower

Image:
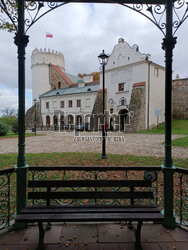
[31,48,65,102]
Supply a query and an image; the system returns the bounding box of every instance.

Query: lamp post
[33,98,37,135]
[98,50,109,159]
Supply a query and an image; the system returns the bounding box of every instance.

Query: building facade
[100,38,165,131]
[40,83,100,129]
[29,39,167,131]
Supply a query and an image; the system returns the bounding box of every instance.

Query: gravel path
[0,131,187,159]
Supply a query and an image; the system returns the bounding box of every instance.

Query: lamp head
[98,50,109,66]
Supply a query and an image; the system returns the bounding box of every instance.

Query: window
[46,102,49,109]
[110,108,114,114]
[60,101,64,108]
[68,100,72,108]
[77,99,81,107]
[58,82,61,89]
[118,83,124,91]
[120,98,126,106]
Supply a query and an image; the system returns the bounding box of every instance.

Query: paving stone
[159,242,188,250]
[0,229,26,244]
[20,225,62,244]
[60,224,98,244]
[119,242,161,250]
[97,223,135,243]
[0,131,187,159]
[141,224,175,242]
[169,227,188,241]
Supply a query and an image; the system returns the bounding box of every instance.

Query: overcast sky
[0,3,188,115]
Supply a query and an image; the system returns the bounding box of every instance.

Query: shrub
[11,119,19,134]
[0,120,10,136]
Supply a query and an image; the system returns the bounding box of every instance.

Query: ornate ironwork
[0,168,15,231]
[0,1,68,33]
[121,1,188,36]
[177,170,188,226]
[0,1,188,35]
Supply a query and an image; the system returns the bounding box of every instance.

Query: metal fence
[0,166,187,231]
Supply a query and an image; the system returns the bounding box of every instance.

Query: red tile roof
[51,64,74,87]
[133,82,146,87]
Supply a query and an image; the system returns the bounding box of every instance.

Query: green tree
[0,120,10,136]
[0,0,18,32]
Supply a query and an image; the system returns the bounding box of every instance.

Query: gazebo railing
[174,168,188,227]
[0,168,15,231]
[0,166,187,231]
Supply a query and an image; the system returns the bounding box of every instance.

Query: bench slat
[20,207,160,214]
[28,191,153,200]
[28,180,152,188]
[16,212,164,223]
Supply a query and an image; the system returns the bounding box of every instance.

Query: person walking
[105,121,108,137]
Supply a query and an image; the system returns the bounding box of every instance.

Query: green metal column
[162,0,176,228]
[14,0,29,229]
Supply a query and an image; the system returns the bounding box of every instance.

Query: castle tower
[31,48,65,102]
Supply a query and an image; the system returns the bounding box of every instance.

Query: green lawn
[0,132,44,139]
[138,120,188,135]
[172,136,188,147]
[0,152,187,169]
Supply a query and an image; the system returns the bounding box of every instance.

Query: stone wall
[172,78,188,119]
[25,102,43,129]
[126,86,146,132]
[90,91,106,131]
[50,66,69,90]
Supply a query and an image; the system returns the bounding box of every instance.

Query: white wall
[147,64,165,128]
[32,64,50,102]
[40,92,98,126]
[101,62,147,113]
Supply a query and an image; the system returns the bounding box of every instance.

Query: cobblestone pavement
[0,131,187,159]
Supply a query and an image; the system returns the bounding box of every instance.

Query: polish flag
[46,32,53,38]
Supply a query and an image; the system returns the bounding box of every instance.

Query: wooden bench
[16,169,163,250]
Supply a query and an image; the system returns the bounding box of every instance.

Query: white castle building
[100,38,165,130]
[31,48,100,129]
[30,38,165,131]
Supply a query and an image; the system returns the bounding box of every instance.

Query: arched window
[120,97,126,106]
[76,115,83,125]
[53,115,58,125]
[46,116,50,127]
[60,115,64,126]
[68,115,74,124]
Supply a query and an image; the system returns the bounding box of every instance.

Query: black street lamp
[98,50,109,159]
[33,98,37,135]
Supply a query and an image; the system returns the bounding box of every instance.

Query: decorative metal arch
[1,1,188,35]
[1,0,188,229]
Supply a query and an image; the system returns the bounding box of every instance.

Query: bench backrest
[28,179,153,206]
